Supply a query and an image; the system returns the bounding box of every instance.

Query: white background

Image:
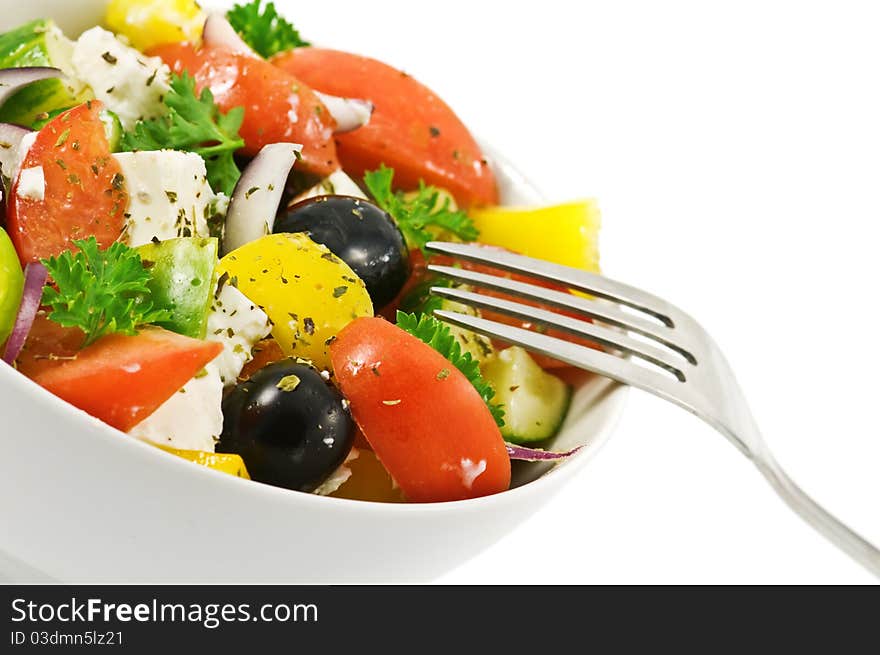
[283,0,880,583]
[2,0,876,585]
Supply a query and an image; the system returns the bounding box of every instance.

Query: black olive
[274,195,410,308]
[218,361,354,493]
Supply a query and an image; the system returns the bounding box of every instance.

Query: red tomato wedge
[31,328,223,432]
[149,42,338,178]
[330,317,510,502]
[14,313,85,379]
[7,101,127,264]
[272,48,499,208]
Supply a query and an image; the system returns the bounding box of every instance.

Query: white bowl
[0,0,628,583]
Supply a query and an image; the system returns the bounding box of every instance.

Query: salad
[0,0,601,503]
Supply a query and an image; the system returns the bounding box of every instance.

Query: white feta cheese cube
[113,150,218,247]
[207,282,272,386]
[16,166,45,201]
[128,365,223,452]
[72,27,171,131]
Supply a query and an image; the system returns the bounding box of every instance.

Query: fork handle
[750,452,880,577]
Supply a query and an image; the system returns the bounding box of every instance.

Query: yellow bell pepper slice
[156,445,251,480]
[469,200,601,273]
[217,234,373,371]
[330,449,406,503]
[105,0,205,53]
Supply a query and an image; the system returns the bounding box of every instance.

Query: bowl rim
[0,353,627,514]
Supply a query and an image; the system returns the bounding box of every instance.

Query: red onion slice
[0,123,34,182]
[222,142,302,255]
[202,13,259,58]
[506,443,583,462]
[2,262,48,365]
[0,67,63,107]
[314,92,373,134]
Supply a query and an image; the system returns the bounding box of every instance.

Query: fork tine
[426,241,681,327]
[434,310,684,400]
[427,263,697,364]
[431,285,689,380]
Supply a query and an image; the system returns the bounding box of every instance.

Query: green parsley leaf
[396,311,504,427]
[120,73,245,195]
[364,165,479,256]
[227,0,310,58]
[41,238,173,348]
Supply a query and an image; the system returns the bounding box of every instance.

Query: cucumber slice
[482,346,571,444]
[0,19,91,127]
[99,109,123,152]
[136,237,219,339]
[399,276,494,363]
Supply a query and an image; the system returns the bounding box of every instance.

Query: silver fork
[425,240,880,577]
